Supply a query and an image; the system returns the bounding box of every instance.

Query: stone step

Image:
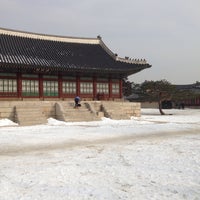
[15,106,47,126]
[57,102,100,122]
[19,119,47,126]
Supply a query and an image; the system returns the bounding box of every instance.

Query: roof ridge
[98,36,117,60]
[97,36,149,65]
[116,57,148,65]
[0,27,100,44]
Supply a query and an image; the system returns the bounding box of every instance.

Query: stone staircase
[0,101,54,126]
[55,101,100,122]
[14,105,47,126]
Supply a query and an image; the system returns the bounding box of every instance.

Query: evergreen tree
[141,80,175,115]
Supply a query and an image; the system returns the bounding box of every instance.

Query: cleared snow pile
[0,118,18,127]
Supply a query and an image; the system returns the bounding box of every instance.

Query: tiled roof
[0,28,151,77]
[176,83,200,93]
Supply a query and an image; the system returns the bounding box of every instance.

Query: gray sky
[0,0,200,84]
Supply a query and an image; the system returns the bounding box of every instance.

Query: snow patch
[0,118,18,126]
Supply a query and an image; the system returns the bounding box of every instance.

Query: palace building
[0,28,151,100]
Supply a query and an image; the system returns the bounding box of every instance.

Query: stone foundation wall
[0,100,142,125]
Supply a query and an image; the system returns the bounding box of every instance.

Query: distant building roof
[0,27,151,77]
[175,82,200,93]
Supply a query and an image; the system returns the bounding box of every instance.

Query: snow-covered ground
[0,109,200,200]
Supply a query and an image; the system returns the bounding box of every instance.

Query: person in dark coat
[74,96,80,108]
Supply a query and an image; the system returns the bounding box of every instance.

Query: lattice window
[43,81,58,96]
[80,82,93,94]
[62,81,76,94]
[0,79,17,92]
[22,80,39,96]
[97,83,109,94]
[112,83,120,94]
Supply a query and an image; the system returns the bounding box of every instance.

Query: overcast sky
[0,0,200,84]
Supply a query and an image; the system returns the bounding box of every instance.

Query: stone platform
[0,101,141,126]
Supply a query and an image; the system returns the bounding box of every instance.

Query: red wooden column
[58,75,62,98]
[108,78,112,99]
[17,73,22,98]
[39,74,43,99]
[93,76,97,100]
[119,79,123,99]
[76,75,80,97]
[197,97,200,105]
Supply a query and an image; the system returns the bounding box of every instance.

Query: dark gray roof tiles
[0,28,151,76]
